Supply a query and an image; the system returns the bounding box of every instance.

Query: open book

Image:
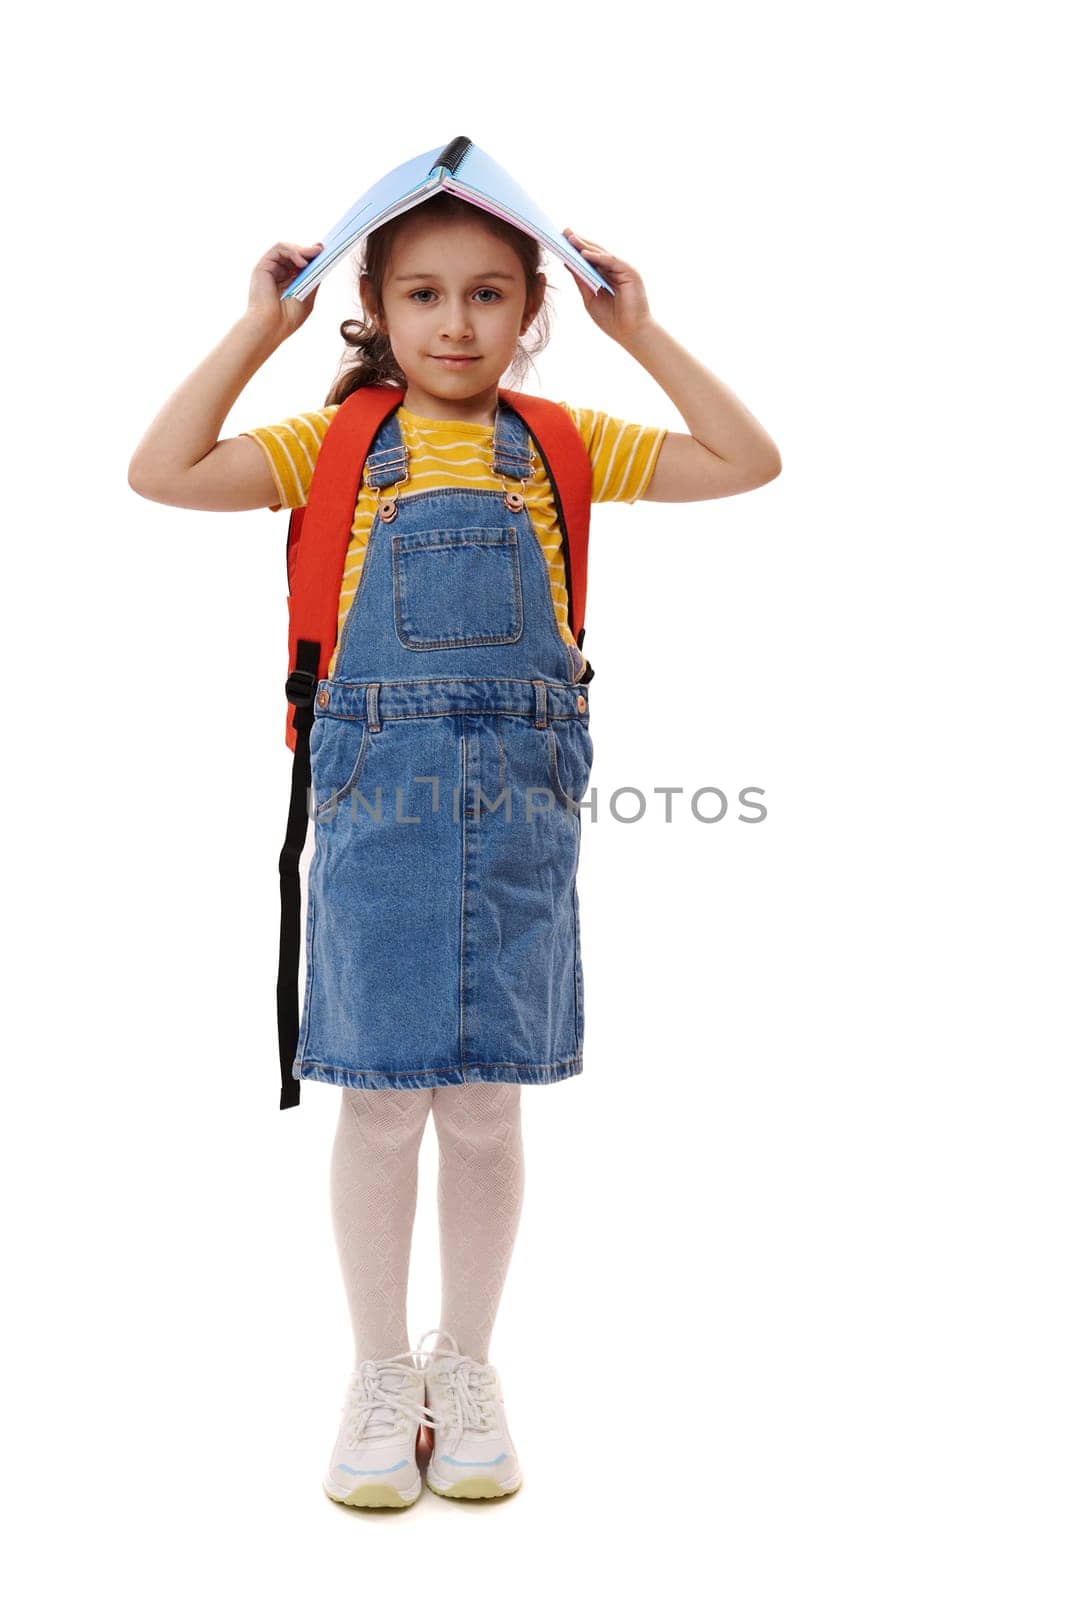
[280,134,615,302]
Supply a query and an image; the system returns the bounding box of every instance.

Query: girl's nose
[440,306,474,338]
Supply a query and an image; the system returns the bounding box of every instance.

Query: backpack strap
[283,385,407,754]
[497,389,594,679]
[277,384,405,1109]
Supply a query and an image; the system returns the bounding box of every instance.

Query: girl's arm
[624,320,782,501]
[127,241,322,511]
[563,228,782,502]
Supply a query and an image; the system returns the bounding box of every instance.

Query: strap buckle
[285,668,318,707]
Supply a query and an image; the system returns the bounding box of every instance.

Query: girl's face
[365,214,545,423]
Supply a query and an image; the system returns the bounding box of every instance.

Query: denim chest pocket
[392,525,523,649]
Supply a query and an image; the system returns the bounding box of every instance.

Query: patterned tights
[329,1082,525,1365]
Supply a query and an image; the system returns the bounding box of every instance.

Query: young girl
[128,190,781,1510]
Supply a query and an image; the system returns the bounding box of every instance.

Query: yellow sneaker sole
[324,1482,418,1510]
[427,1475,522,1500]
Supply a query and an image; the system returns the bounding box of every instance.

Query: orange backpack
[277,384,595,1108]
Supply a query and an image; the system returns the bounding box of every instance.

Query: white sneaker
[322,1347,435,1509]
[416,1328,524,1500]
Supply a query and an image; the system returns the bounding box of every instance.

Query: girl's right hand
[246,241,325,339]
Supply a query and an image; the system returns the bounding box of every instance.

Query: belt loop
[366,682,381,732]
[533,680,548,729]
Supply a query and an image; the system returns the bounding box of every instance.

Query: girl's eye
[408,288,502,304]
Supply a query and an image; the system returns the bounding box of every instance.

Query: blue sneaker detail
[440,1451,508,1468]
[338,1457,410,1476]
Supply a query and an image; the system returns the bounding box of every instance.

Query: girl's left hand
[561,227,654,344]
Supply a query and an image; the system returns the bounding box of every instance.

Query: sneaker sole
[323,1480,420,1509]
[426,1473,522,1500]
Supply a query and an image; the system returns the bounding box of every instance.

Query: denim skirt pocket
[546,718,594,814]
[392,525,523,648]
[309,713,369,821]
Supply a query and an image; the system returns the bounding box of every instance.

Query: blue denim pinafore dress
[292,398,594,1091]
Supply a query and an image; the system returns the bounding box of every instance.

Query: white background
[4,1,1061,1594]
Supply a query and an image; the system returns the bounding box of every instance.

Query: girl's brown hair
[323,192,553,406]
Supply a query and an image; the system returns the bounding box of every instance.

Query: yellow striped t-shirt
[241,399,667,680]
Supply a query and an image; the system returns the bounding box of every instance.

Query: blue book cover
[281,135,615,301]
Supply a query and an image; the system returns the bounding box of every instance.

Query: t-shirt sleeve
[558,402,669,504]
[239,406,340,511]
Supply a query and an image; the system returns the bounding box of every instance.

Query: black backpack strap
[277,639,320,1109]
[576,627,595,684]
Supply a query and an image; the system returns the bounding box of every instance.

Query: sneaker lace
[416,1327,498,1436]
[340,1350,436,1449]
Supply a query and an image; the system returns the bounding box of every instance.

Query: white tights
[329,1082,525,1365]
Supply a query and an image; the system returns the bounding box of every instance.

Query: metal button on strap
[504,490,524,512]
[316,688,330,709]
[576,695,586,712]
[379,496,398,523]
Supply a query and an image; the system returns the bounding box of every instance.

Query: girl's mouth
[431,356,479,367]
